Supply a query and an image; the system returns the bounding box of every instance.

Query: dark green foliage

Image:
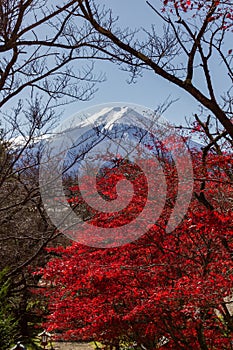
[0,269,19,349]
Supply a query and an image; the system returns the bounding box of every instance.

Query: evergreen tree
[0,269,19,349]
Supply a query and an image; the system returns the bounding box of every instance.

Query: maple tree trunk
[196,325,208,350]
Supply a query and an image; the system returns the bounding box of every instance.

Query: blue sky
[63,0,200,127]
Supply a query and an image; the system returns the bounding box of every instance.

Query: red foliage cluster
[162,0,233,29]
[38,145,233,349]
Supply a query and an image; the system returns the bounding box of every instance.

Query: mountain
[13,105,202,175]
[51,105,201,176]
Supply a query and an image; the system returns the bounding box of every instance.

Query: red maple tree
[38,137,233,349]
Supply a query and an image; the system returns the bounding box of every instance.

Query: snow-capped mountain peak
[74,105,162,132]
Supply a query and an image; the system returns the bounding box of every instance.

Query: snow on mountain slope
[79,106,158,131]
[13,104,202,174]
[62,106,168,173]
